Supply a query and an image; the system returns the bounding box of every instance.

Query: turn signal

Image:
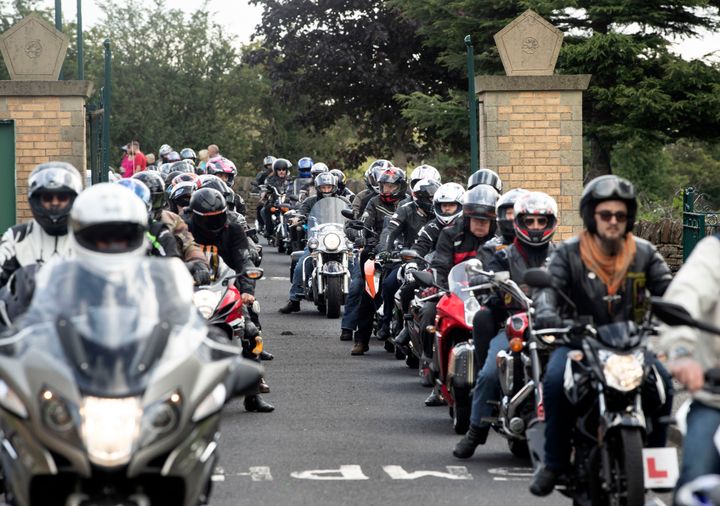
[568,350,584,362]
[270,207,277,213]
[509,337,524,353]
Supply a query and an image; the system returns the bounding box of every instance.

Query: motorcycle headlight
[192,383,227,422]
[81,396,142,467]
[0,378,27,419]
[138,391,182,448]
[193,289,221,319]
[464,297,481,327]
[41,389,75,432]
[322,233,341,251]
[600,350,645,392]
[308,238,319,250]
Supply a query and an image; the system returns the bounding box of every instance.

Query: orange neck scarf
[578,231,636,296]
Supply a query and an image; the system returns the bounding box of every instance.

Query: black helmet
[272,158,292,177]
[496,188,529,243]
[468,168,502,193]
[580,175,637,234]
[189,188,228,234]
[180,148,198,164]
[462,185,499,235]
[169,181,197,215]
[377,167,407,204]
[411,179,441,214]
[133,170,166,219]
[168,160,195,174]
[330,169,346,190]
[314,172,338,198]
[199,174,236,211]
[28,161,83,236]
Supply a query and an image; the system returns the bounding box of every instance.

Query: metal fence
[682,187,720,261]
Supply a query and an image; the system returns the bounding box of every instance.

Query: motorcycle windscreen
[446,261,481,325]
[17,258,207,396]
[595,321,641,350]
[306,197,350,236]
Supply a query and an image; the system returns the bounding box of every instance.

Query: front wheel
[452,386,471,435]
[508,439,530,460]
[590,427,644,506]
[325,277,342,318]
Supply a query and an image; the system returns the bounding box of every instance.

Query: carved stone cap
[0,14,69,81]
[494,10,563,76]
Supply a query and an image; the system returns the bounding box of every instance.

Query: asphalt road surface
[211,247,669,506]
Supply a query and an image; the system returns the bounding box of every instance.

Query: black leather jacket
[362,195,397,235]
[377,201,431,253]
[534,235,672,325]
[352,189,375,219]
[431,217,495,288]
[412,218,445,258]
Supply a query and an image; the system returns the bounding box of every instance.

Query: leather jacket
[362,195,397,235]
[431,217,495,288]
[534,235,672,325]
[412,218,445,258]
[352,189,375,219]
[378,201,431,253]
[488,240,554,284]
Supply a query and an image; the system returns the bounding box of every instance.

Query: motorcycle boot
[351,340,370,356]
[452,424,489,458]
[529,466,558,496]
[278,299,300,313]
[244,394,275,412]
[259,377,270,393]
[259,350,274,360]
[340,328,353,341]
[424,389,446,407]
[420,356,434,387]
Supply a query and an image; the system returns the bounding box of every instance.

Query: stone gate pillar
[476,10,590,239]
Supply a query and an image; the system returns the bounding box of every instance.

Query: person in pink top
[121,141,147,178]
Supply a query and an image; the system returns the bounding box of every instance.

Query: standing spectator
[121,141,147,177]
[120,145,133,177]
[207,144,220,158]
[197,149,209,174]
[146,153,157,170]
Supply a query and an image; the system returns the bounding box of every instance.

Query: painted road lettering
[291,465,369,480]
[383,466,472,480]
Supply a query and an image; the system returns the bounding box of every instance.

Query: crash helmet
[496,188,529,243]
[168,181,197,215]
[158,144,173,162]
[411,179,441,214]
[263,155,277,170]
[69,183,148,261]
[513,192,558,246]
[329,169,347,190]
[272,158,292,177]
[580,175,637,234]
[314,172,338,198]
[409,164,441,188]
[180,147,198,165]
[159,164,180,183]
[132,170,166,219]
[198,174,236,212]
[462,185,499,235]
[166,151,182,163]
[433,183,465,226]
[467,168,502,194]
[310,162,329,179]
[115,178,152,213]
[171,172,202,190]
[207,156,237,186]
[189,188,228,234]
[298,157,314,178]
[27,161,83,236]
[377,167,407,204]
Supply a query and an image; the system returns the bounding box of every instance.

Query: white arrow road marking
[488,467,534,481]
[291,465,369,480]
[383,466,473,480]
[211,466,273,481]
[267,276,291,281]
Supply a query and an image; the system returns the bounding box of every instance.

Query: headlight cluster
[81,396,142,467]
[600,350,645,392]
[322,233,342,251]
[193,289,222,319]
[138,391,182,448]
[464,297,481,327]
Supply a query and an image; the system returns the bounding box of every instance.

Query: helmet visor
[591,177,635,200]
[29,167,81,198]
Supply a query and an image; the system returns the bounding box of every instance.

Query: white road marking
[267,276,291,281]
[383,465,473,480]
[211,466,273,481]
[291,465,369,480]
[488,467,534,481]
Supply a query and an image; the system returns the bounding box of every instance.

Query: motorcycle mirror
[400,249,419,261]
[245,268,264,280]
[650,297,720,335]
[341,209,355,220]
[523,268,553,288]
[230,359,264,399]
[463,258,483,275]
[413,271,435,287]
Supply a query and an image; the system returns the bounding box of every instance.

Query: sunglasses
[523,216,548,227]
[595,210,628,223]
[40,193,72,204]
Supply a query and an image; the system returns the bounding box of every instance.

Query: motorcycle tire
[325,277,343,318]
[277,240,285,254]
[507,439,530,460]
[405,353,419,369]
[452,386,471,435]
[394,345,406,360]
[602,427,644,506]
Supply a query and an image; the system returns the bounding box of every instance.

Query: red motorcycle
[416,259,482,434]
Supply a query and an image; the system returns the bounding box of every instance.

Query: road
[211,247,675,506]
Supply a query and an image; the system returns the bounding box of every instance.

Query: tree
[247,0,456,167]
[392,0,720,179]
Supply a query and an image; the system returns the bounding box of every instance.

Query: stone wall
[634,219,683,272]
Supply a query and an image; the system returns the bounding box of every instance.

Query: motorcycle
[415,260,480,434]
[524,269,662,506]
[295,197,353,318]
[264,185,296,254]
[0,258,262,506]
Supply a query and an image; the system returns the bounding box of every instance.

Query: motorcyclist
[180,147,198,167]
[352,160,391,218]
[350,167,407,355]
[278,173,350,314]
[416,186,498,393]
[375,178,440,340]
[205,159,245,214]
[298,157,314,178]
[528,175,674,496]
[261,158,293,238]
[185,188,274,413]
[468,168,502,193]
[168,181,197,216]
[659,235,720,492]
[255,155,276,231]
[453,191,558,456]
[400,164,441,205]
[158,144,174,165]
[131,171,211,285]
[0,161,83,288]
[330,169,355,200]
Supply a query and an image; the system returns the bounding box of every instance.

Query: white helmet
[432,182,465,225]
[409,164,441,186]
[70,183,148,266]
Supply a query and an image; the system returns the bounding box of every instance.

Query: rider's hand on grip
[534,310,563,330]
[420,286,438,298]
[189,261,211,286]
[377,250,391,264]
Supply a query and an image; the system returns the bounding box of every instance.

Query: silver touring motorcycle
[0,258,262,506]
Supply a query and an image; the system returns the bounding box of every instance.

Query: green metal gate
[0,120,16,232]
[86,103,104,185]
[682,187,720,261]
